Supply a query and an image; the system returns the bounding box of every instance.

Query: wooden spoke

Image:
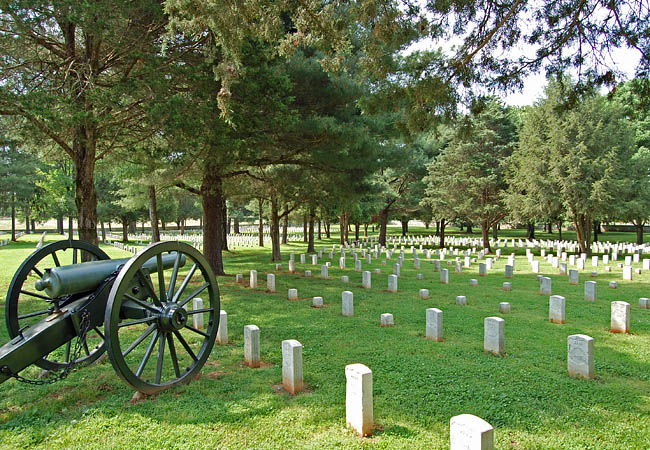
[156,253,167,303]
[136,269,161,306]
[136,330,159,377]
[118,317,157,328]
[122,325,156,357]
[51,251,60,267]
[31,266,43,278]
[186,308,212,315]
[178,283,210,309]
[20,289,51,301]
[155,332,166,384]
[184,324,209,338]
[171,264,197,303]
[124,293,160,313]
[166,333,181,378]
[166,252,182,301]
[18,309,50,320]
[172,330,198,362]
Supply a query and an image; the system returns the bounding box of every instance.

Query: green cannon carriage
[0,240,220,394]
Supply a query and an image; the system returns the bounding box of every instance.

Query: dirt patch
[205,371,227,379]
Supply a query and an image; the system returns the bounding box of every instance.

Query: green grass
[0,231,649,449]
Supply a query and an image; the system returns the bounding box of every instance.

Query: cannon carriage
[0,240,220,394]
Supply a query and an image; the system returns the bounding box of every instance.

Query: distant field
[0,232,648,449]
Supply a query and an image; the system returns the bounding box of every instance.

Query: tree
[515,82,636,254]
[423,99,516,252]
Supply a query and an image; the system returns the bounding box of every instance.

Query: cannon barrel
[35,252,186,298]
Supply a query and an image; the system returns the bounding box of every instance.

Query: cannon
[0,240,220,394]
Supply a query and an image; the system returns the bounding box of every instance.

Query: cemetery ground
[0,231,649,449]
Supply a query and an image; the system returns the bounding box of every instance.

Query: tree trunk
[270,198,281,261]
[344,217,349,242]
[121,218,128,242]
[10,192,16,241]
[258,198,264,247]
[148,185,160,243]
[161,221,166,231]
[282,209,288,244]
[492,223,498,239]
[181,220,185,236]
[481,221,492,253]
[24,208,30,234]
[435,220,439,236]
[573,213,592,256]
[339,214,346,245]
[466,222,473,234]
[108,222,112,232]
[635,221,644,245]
[73,146,99,246]
[68,216,74,239]
[527,222,535,239]
[57,215,64,234]
[439,218,446,248]
[234,217,240,234]
[100,221,106,242]
[318,218,322,240]
[201,170,225,275]
[325,218,331,238]
[378,207,389,246]
[557,221,562,240]
[31,219,36,233]
[303,215,308,242]
[129,222,136,234]
[363,223,368,237]
[307,206,315,253]
[354,222,360,241]
[424,221,429,229]
[401,217,408,236]
[547,222,553,234]
[593,221,600,242]
[221,197,229,251]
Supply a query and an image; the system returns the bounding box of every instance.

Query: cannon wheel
[5,240,111,371]
[104,241,219,394]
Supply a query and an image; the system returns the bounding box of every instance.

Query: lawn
[0,231,648,449]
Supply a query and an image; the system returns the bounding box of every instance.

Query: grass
[0,230,649,449]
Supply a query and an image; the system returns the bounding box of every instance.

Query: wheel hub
[159,304,188,331]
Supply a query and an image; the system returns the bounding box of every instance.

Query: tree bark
[527,222,535,239]
[557,221,562,240]
[303,215,308,242]
[258,198,264,247]
[307,206,315,253]
[378,207,389,246]
[465,222,473,234]
[73,145,98,246]
[57,215,64,234]
[435,220,439,236]
[593,221,600,242]
[270,198,281,261]
[635,221,644,245]
[24,208,30,234]
[318,218,322,240]
[68,216,74,239]
[31,219,36,233]
[439,218,446,248]
[100,221,106,242]
[424,221,429,229]
[401,217,408,236]
[492,223,498,239]
[282,208,288,244]
[181,220,185,236]
[547,222,553,234]
[221,197,229,251]
[234,217,240,234]
[201,170,225,275]
[481,221,492,253]
[10,192,16,241]
[121,218,128,242]
[354,222,360,241]
[148,185,160,243]
[363,223,368,237]
[325,218,330,238]
[573,213,592,256]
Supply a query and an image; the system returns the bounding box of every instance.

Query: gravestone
[639,297,649,309]
[282,339,304,394]
[236,274,243,283]
[419,289,429,300]
[355,260,362,272]
[450,414,494,450]
[559,262,567,275]
[549,295,566,324]
[340,257,346,270]
[311,255,317,265]
[244,325,260,368]
[362,271,371,289]
[342,291,354,316]
[623,266,632,280]
[289,260,295,274]
[300,254,306,264]
[584,281,597,301]
[567,334,594,379]
[455,261,463,273]
[388,275,398,293]
[531,261,540,273]
[441,269,449,284]
[484,317,505,355]
[499,302,510,314]
[380,313,394,327]
[610,301,630,333]
[275,264,282,271]
[505,265,513,278]
[345,364,374,437]
[288,288,298,300]
[341,275,349,283]
[569,269,579,285]
[609,281,618,289]
[192,298,204,329]
[217,310,228,344]
[305,270,311,277]
[321,265,328,279]
[417,273,423,280]
[426,308,443,341]
[267,273,276,292]
[393,264,400,276]
[469,279,478,287]
[502,282,512,291]
[456,295,467,306]
[540,277,552,295]
[434,260,441,272]
[312,296,323,308]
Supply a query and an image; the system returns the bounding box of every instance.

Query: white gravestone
[505,265,513,278]
[342,291,354,316]
[288,288,298,300]
[282,339,304,394]
[502,282,511,291]
[639,297,650,309]
[610,301,630,333]
[249,270,258,289]
[623,266,633,281]
[426,308,443,341]
[380,313,394,327]
[484,317,505,355]
[321,265,328,279]
[419,289,429,300]
[236,274,243,283]
[450,414,494,450]
[267,273,276,292]
[289,260,295,274]
[540,277,552,295]
[584,281,597,301]
[388,275,398,293]
[549,295,566,324]
[312,296,323,308]
[362,271,371,289]
[192,298,204,329]
[217,310,228,344]
[499,302,510,314]
[440,269,449,284]
[569,269,579,285]
[479,263,486,276]
[567,334,594,379]
[345,364,374,436]
[469,279,478,287]
[456,295,467,306]
[244,325,260,368]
